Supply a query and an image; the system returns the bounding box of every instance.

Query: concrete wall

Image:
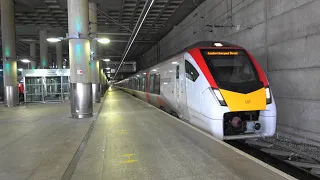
[141,0,320,142]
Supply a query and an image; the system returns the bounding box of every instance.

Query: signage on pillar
[111,69,115,73]
[77,70,83,75]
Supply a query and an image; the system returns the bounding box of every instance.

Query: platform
[0,102,101,180]
[69,89,295,180]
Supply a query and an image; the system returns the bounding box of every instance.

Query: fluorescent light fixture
[0,69,3,71]
[103,59,111,62]
[21,59,31,63]
[214,42,223,47]
[106,67,110,70]
[169,70,173,72]
[143,72,146,75]
[164,82,168,85]
[97,38,110,44]
[18,68,23,72]
[172,61,178,64]
[152,69,157,72]
[47,38,61,42]
[107,71,111,74]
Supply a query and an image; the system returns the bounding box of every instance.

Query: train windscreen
[201,49,263,93]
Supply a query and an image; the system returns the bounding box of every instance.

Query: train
[115,41,276,140]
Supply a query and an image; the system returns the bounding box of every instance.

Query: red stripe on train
[245,50,269,87]
[188,48,218,88]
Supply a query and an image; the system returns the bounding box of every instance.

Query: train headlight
[211,88,227,106]
[265,86,272,104]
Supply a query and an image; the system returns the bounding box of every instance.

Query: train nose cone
[231,116,242,128]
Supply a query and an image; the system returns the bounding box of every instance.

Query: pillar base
[92,83,100,103]
[100,85,104,97]
[70,83,93,119]
[4,86,19,107]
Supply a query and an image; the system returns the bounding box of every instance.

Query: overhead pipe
[113,0,155,79]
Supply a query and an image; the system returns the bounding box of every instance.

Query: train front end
[189,43,276,140]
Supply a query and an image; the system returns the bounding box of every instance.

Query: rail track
[227,139,320,180]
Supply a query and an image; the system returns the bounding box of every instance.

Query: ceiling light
[152,69,157,72]
[214,42,223,47]
[21,59,31,63]
[143,72,146,75]
[47,38,61,42]
[172,61,178,64]
[18,68,23,72]
[106,67,110,70]
[103,59,111,62]
[97,38,110,44]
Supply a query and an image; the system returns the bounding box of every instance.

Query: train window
[137,78,140,90]
[176,65,179,79]
[140,77,145,92]
[129,79,132,89]
[149,74,155,93]
[154,74,160,94]
[185,60,199,82]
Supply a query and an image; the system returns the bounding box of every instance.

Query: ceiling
[1,0,204,70]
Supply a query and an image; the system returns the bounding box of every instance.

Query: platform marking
[119,154,138,164]
[117,130,127,135]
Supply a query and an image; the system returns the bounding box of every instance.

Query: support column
[68,0,92,118]
[100,67,105,97]
[30,43,37,69]
[48,52,52,68]
[56,41,63,69]
[1,0,18,107]
[89,2,100,103]
[40,30,48,68]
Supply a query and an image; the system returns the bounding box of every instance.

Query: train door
[175,60,187,119]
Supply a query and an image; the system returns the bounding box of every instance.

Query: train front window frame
[200,49,263,93]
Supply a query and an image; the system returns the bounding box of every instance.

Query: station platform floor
[0,89,295,180]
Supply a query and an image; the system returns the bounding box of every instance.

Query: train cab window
[149,74,155,93]
[185,60,199,82]
[154,74,160,94]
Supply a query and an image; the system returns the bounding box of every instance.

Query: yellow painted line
[117,130,127,135]
[119,154,138,164]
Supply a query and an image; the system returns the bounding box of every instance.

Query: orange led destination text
[207,51,239,55]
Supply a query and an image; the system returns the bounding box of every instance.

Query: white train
[116,41,276,140]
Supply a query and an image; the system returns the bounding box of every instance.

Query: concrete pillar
[48,52,53,68]
[56,41,63,69]
[40,30,48,68]
[1,0,18,107]
[100,67,105,96]
[89,2,100,103]
[68,0,92,118]
[30,43,37,69]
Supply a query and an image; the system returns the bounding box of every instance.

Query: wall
[141,0,320,142]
